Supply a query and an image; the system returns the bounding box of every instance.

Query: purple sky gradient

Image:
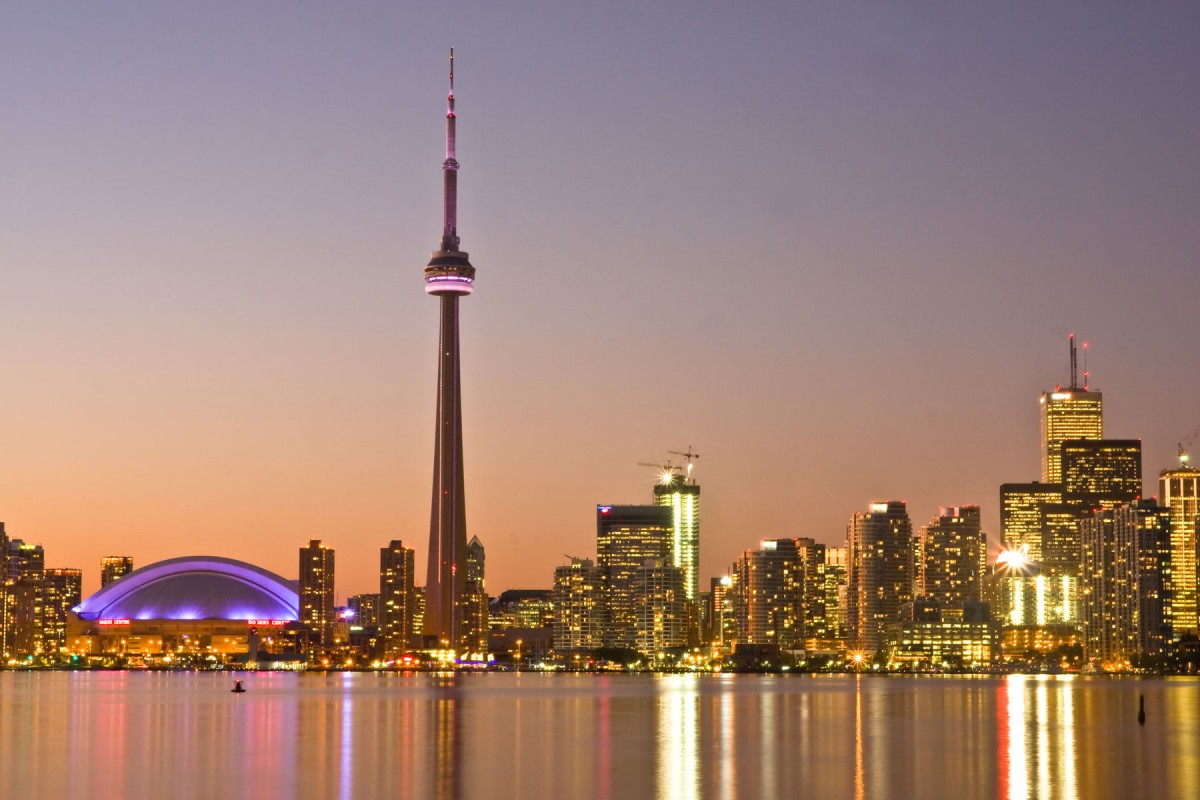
[2,2,1198,598]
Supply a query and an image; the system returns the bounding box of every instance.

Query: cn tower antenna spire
[441,47,460,252]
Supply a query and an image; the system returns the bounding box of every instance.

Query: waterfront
[1,672,1196,799]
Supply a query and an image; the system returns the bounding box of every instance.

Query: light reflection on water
[1,671,1196,799]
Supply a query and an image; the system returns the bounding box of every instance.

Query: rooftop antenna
[1081,340,1090,390]
[1068,333,1079,390]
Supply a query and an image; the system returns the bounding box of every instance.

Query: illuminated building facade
[997,567,1078,628]
[552,558,605,654]
[0,523,10,658]
[491,589,553,631]
[1159,465,1200,636]
[707,575,735,647]
[887,612,998,667]
[1061,439,1142,510]
[100,556,134,588]
[652,476,700,602]
[633,558,687,656]
[1000,483,1064,563]
[596,505,672,648]
[299,540,335,654]
[4,539,45,658]
[459,535,489,655]
[916,506,986,608]
[379,540,415,657]
[848,501,914,653]
[41,568,82,656]
[347,593,380,629]
[733,538,827,652]
[1080,500,1172,663]
[1040,390,1103,483]
[824,546,848,640]
[423,51,478,649]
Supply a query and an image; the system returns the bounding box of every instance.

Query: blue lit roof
[74,555,299,622]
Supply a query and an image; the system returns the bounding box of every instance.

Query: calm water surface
[1,671,1196,799]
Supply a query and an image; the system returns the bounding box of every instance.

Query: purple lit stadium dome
[73,556,299,622]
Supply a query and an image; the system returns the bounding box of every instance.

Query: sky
[2,2,1198,600]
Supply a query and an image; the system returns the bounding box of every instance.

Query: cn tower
[422,48,476,648]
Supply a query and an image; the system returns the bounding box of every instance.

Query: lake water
[1,671,1195,799]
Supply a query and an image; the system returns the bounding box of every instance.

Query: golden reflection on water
[1003,675,1082,800]
[655,674,700,800]
[2,671,1199,798]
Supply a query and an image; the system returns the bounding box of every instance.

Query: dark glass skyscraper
[423,50,477,649]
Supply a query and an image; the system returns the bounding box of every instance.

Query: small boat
[231,679,246,694]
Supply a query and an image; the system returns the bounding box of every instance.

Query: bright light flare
[997,546,1030,572]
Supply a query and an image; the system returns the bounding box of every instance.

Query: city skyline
[3,4,1199,598]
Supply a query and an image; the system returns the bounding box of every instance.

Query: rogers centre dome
[74,555,299,622]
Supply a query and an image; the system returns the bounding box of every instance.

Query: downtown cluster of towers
[548,337,1200,670]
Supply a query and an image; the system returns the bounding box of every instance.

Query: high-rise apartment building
[299,540,335,654]
[916,506,986,608]
[1081,500,1171,662]
[379,540,415,658]
[596,505,672,648]
[41,568,82,656]
[732,538,827,651]
[552,558,605,655]
[652,474,700,602]
[633,558,687,656]
[1061,439,1142,510]
[847,501,913,653]
[5,540,45,658]
[1159,464,1200,636]
[100,556,134,587]
[0,523,10,658]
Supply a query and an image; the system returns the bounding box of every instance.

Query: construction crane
[668,446,701,484]
[638,459,684,486]
[1178,425,1200,466]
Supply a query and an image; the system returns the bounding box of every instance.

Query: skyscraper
[916,506,986,609]
[1061,439,1142,510]
[460,535,489,655]
[423,50,478,650]
[1159,463,1200,636]
[847,501,913,653]
[379,540,415,658]
[652,473,700,602]
[41,568,82,656]
[299,539,335,654]
[1000,483,1064,562]
[100,556,134,588]
[1040,335,1103,483]
[596,505,672,648]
